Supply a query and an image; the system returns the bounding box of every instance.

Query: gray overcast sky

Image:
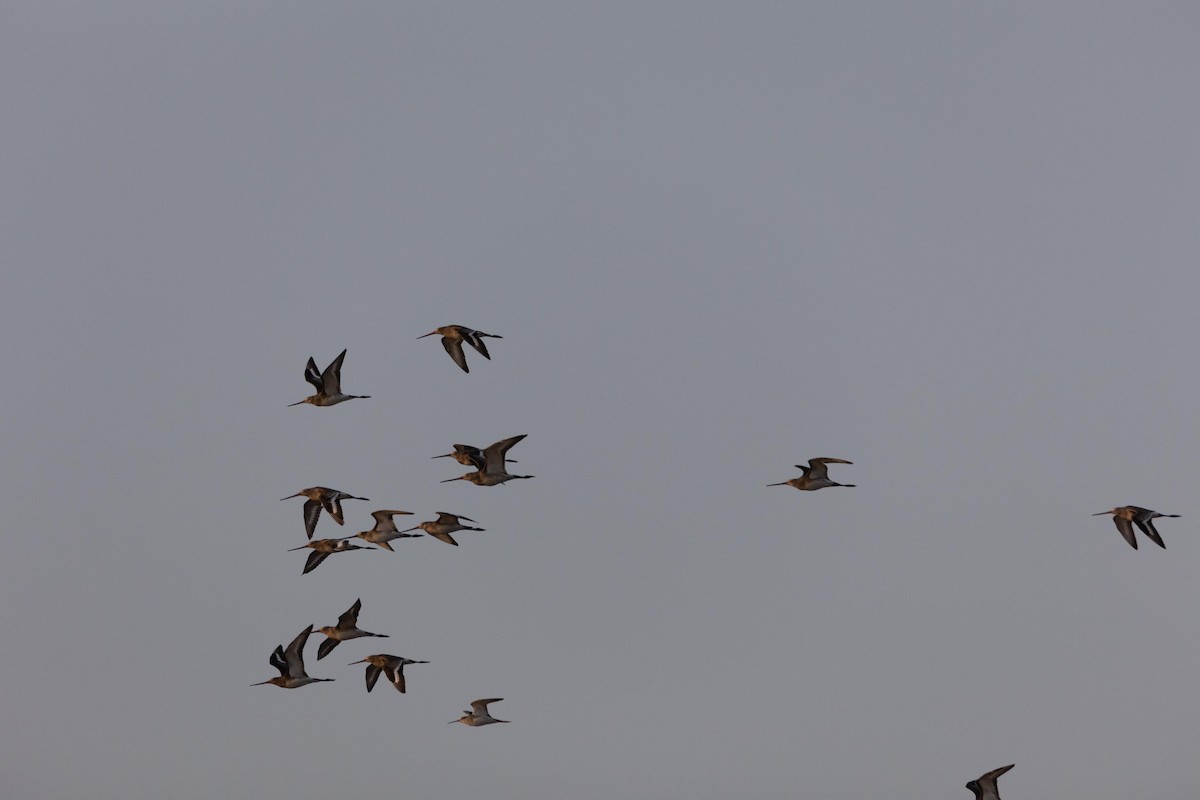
[5,2,1200,798]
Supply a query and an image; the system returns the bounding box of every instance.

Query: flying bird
[288,348,370,407]
[400,512,485,547]
[440,435,533,486]
[280,486,369,539]
[432,443,517,471]
[252,625,334,688]
[315,598,389,660]
[417,325,502,373]
[1093,506,1179,549]
[353,509,422,551]
[966,764,1013,800]
[450,697,509,726]
[767,458,856,491]
[288,538,372,575]
[348,654,429,694]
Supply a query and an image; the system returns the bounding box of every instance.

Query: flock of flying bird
[758,425,1178,795]
[762,454,1177,796]
[257,326,1182,789]
[767,459,1180,551]
[255,326,520,728]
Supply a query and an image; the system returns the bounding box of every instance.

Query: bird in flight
[965,764,1013,800]
[1093,506,1179,549]
[252,625,334,689]
[400,512,485,547]
[418,325,502,373]
[348,654,429,694]
[288,538,372,575]
[353,509,421,551]
[440,435,532,486]
[280,486,369,540]
[315,598,389,660]
[767,458,856,491]
[289,349,370,407]
[450,697,509,726]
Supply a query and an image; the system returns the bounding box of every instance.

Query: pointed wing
[268,645,288,677]
[483,435,527,470]
[1134,519,1166,549]
[303,549,331,574]
[327,498,346,526]
[317,636,341,661]
[441,338,469,372]
[436,512,468,524]
[388,663,407,693]
[803,459,834,479]
[426,530,459,546]
[1113,516,1138,549]
[303,357,323,392]
[371,510,412,532]
[364,663,382,692]
[807,458,852,479]
[466,332,492,360]
[470,698,503,714]
[302,500,323,540]
[321,349,347,395]
[283,626,313,677]
[978,764,1014,799]
[337,599,363,629]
